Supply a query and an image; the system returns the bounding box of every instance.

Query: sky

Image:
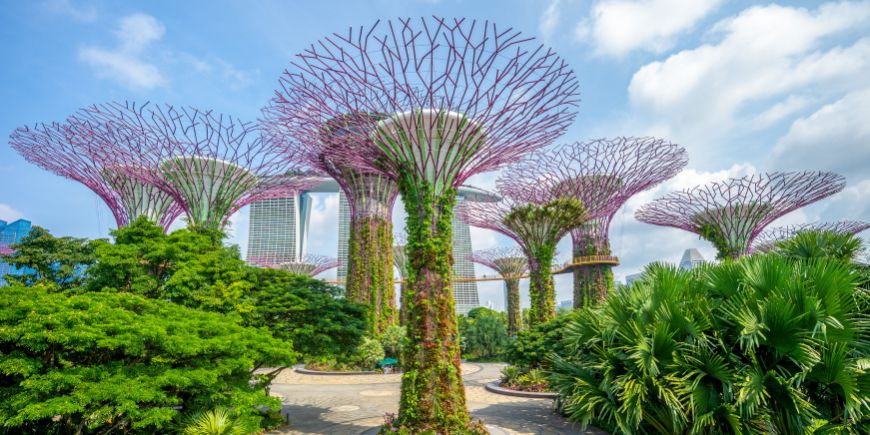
[1,0,868,311]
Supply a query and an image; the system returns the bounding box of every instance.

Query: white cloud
[0,204,24,222]
[769,87,870,179]
[79,13,167,89]
[539,0,562,42]
[577,0,722,57]
[628,2,870,153]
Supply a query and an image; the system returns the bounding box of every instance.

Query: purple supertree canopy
[9,119,184,230]
[471,247,529,278]
[751,220,870,253]
[497,137,688,254]
[262,109,398,220]
[635,171,846,258]
[272,16,580,193]
[71,101,317,229]
[250,254,341,278]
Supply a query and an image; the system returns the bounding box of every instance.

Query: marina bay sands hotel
[245,178,498,314]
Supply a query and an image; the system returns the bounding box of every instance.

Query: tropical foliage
[2,226,94,290]
[550,231,870,434]
[0,286,294,433]
[458,307,510,360]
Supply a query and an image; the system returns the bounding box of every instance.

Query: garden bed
[485,381,558,399]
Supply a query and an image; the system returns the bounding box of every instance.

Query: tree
[0,286,296,434]
[459,308,509,360]
[86,219,369,362]
[2,226,94,290]
[271,16,580,433]
[241,266,369,360]
[636,172,845,259]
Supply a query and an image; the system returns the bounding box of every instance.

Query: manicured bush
[550,240,870,433]
[0,286,296,433]
[459,307,510,361]
[504,310,578,369]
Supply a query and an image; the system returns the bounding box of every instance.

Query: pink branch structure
[250,254,341,278]
[751,220,870,253]
[472,247,528,335]
[271,16,579,432]
[497,137,688,307]
[70,101,318,232]
[635,171,846,259]
[262,110,399,334]
[9,120,183,231]
[458,196,586,324]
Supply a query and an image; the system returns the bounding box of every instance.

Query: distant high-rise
[246,194,312,264]
[0,218,33,285]
[679,248,705,270]
[452,194,479,314]
[336,192,352,281]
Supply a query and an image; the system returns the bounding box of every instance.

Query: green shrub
[0,286,296,433]
[550,245,870,434]
[379,324,406,359]
[354,337,386,370]
[504,311,577,369]
[459,307,510,361]
[181,408,255,435]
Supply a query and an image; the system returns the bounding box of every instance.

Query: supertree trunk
[572,220,614,308]
[398,180,471,432]
[505,277,522,336]
[345,214,396,335]
[527,246,557,325]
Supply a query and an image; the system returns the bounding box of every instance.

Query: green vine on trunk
[388,169,482,434]
[345,215,396,335]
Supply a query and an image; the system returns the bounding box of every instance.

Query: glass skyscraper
[246,194,312,264]
[0,218,33,285]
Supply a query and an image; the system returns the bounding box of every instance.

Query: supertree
[272,17,579,432]
[751,220,870,253]
[458,196,587,325]
[498,137,688,307]
[471,247,529,335]
[250,254,341,277]
[9,120,183,231]
[392,232,411,326]
[73,101,318,232]
[636,171,846,259]
[263,110,399,335]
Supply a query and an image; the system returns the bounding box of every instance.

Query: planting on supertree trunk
[263,111,399,335]
[68,102,317,232]
[636,171,846,259]
[393,232,411,326]
[472,247,529,335]
[272,17,579,433]
[9,113,183,231]
[459,197,587,325]
[498,138,687,307]
[751,220,870,253]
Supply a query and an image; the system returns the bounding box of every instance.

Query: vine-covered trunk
[396,182,474,433]
[505,278,522,335]
[572,238,614,308]
[345,215,396,334]
[527,247,556,325]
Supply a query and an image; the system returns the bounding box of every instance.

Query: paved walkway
[268,363,607,434]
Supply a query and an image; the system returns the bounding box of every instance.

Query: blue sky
[2,0,868,310]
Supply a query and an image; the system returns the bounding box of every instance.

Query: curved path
[268,362,606,434]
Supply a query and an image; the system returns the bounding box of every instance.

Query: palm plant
[550,236,870,434]
[181,408,254,435]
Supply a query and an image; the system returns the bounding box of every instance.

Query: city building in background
[624,248,708,286]
[0,218,33,285]
[246,194,312,264]
[679,248,706,270]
